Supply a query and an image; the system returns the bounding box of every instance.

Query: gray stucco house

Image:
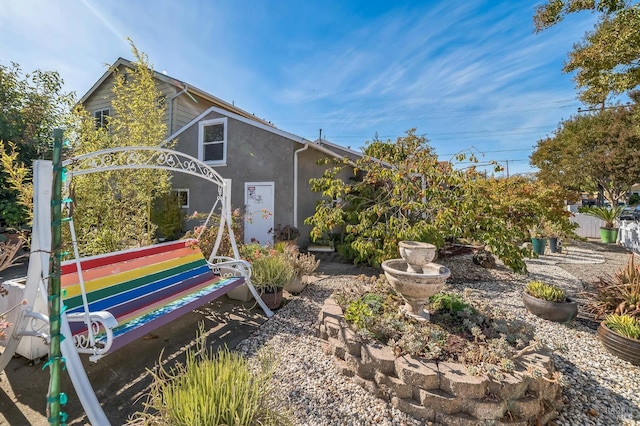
[79,58,358,246]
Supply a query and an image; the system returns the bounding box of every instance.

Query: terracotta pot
[597,321,640,366]
[522,292,578,324]
[259,287,283,310]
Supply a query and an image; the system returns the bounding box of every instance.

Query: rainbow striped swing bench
[62,239,249,361]
[47,147,274,363]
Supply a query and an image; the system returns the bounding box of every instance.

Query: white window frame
[173,188,190,209]
[198,117,228,166]
[93,108,110,129]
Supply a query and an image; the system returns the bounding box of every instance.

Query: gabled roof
[164,105,360,165]
[78,57,273,127]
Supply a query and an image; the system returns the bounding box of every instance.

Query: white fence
[570,213,604,239]
[569,213,640,253]
[618,221,640,253]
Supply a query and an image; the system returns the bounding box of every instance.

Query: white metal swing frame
[0,147,272,426]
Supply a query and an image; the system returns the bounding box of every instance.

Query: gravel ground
[236,240,640,426]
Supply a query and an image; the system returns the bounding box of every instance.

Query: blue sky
[1,0,597,175]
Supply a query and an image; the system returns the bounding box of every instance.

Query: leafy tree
[534,0,640,105]
[0,63,74,227]
[69,41,173,255]
[531,103,640,206]
[306,130,574,273]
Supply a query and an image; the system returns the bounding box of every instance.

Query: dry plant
[0,240,27,273]
[586,255,640,319]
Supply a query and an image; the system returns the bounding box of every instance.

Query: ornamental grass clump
[587,255,640,319]
[604,313,640,340]
[251,255,293,290]
[134,325,292,425]
[525,280,566,302]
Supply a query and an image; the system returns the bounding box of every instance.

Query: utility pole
[505,160,510,178]
[319,128,322,142]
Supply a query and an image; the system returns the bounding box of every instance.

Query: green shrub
[429,293,471,314]
[251,255,293,290]
[604,314,640,340]
[151,192,184,241]
[135,326,292,425]
[525,280,566,302]
[344,294,384,330]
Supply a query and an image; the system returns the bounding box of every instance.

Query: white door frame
[244,181,275,245]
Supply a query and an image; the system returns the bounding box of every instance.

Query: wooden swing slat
[62,239,244,356]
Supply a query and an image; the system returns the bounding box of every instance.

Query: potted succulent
[250,254,293,309]
[587,255,640,364]
[584,206,623,243]
[597,314,640,366]
[522,280,578,323]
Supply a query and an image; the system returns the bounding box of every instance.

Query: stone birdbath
[381,241,450,321]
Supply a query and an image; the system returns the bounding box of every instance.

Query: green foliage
[69,41,173,255]
[251,255,294,289]
[534,1,640,105]
[525,281,566,302]
[307,129,573,273]
[429,293,471,314]
[604,313,640,340]
[0,62,74,229]
[531,106,640,208]
[629,194,640,205]
[587,255,640,318]
[134,324,292,425]
[0,199,25,228]
[344,294,384,330]
[151,192,184,241]
[583,206,623,228]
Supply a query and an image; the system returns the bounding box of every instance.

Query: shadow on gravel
[553,354,640,424]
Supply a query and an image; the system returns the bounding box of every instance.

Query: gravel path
[236,240,640,426]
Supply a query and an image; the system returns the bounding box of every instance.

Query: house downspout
[293,142,310,228]
[167,84,197,135]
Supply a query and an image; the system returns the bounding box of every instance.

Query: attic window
[93,108,110,129]
[198,118,227,165]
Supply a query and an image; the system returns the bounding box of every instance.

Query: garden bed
[318,297,563,425]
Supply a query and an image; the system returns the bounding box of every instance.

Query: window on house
[93,108,110,129]
[199,118,227,164]
[173,189,189,209]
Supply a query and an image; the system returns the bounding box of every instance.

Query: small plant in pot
[250,254,293,309]
[588,255,640,365]
[522,280,578,323]
[597,314,640,366]
[584,205,622,243]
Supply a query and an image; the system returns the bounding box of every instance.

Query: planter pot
[284,275,307,294]
[522,292,578,323]
[259,287,283,310]
[226,283,254,302]
[548,237,559,253]
[530,237,546,255]
[599,227,619,244]
[597,322,640,366]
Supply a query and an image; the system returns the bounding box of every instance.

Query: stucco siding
[170,111,351,246]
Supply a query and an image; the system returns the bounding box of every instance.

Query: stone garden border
[318,297,564,425]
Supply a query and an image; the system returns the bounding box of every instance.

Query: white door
[244,182,274,245]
